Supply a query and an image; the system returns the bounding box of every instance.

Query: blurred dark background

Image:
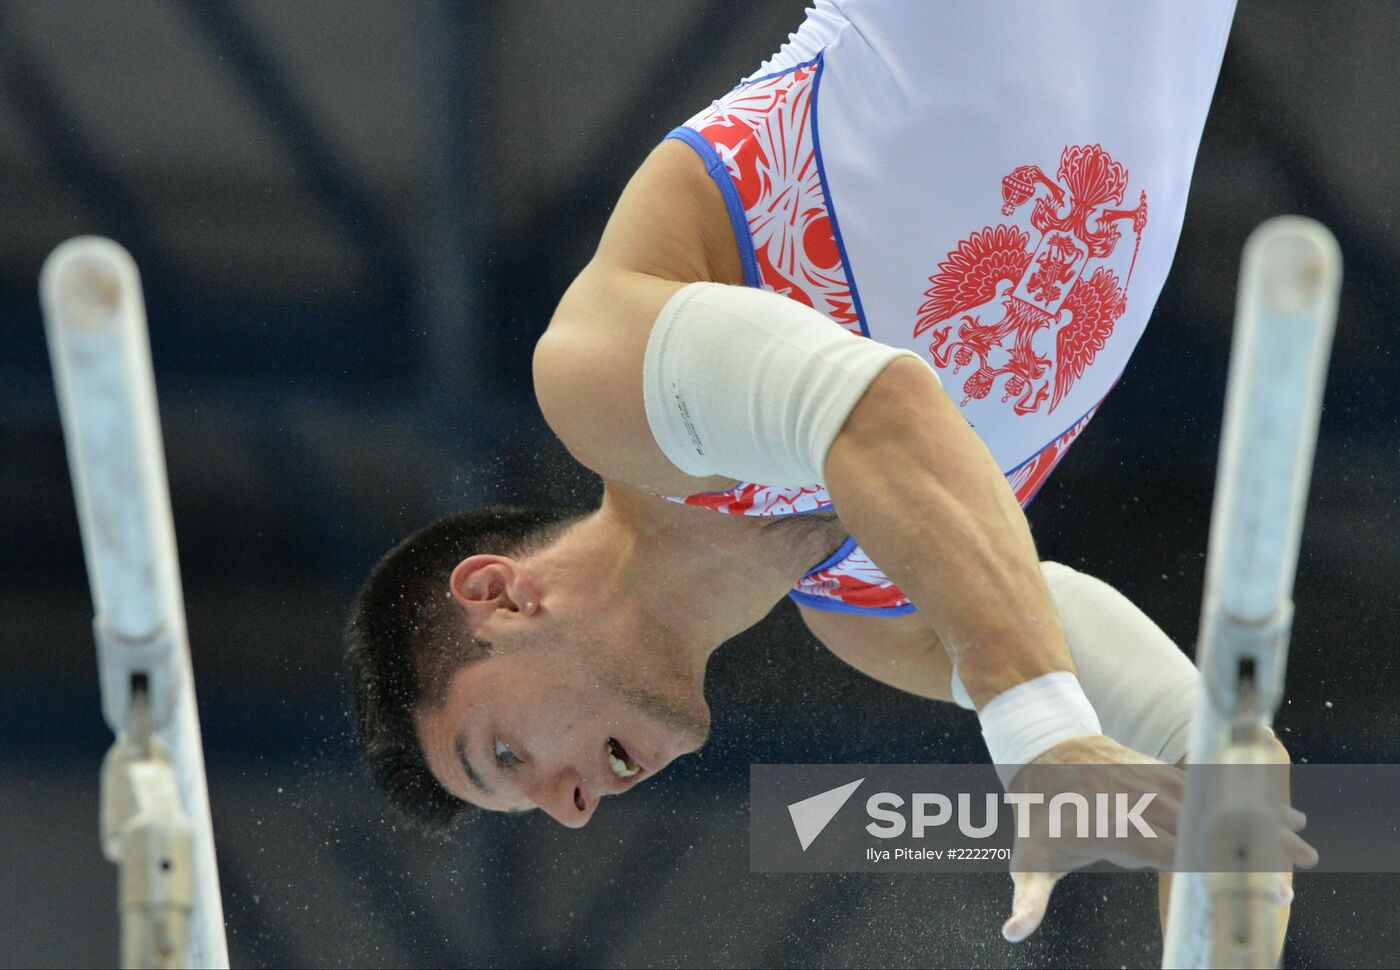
[1,1,1396,966]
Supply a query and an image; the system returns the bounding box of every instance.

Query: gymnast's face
[416,615,712,827]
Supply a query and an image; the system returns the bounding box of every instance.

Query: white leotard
[662,0,1234,613]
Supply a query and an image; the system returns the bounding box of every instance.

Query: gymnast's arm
[534,142,752,497]
[821,359,1079,707]
[799,593,1298,953]
[797,561,1203,764]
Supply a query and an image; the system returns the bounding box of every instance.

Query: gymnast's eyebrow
[455,733,494,798]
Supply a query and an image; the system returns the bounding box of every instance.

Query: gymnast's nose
[532,768,596,828]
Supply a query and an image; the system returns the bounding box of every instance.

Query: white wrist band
[970,671,1103,786]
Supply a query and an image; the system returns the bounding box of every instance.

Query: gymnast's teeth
[608,752,638,778]
[607,737,640,778]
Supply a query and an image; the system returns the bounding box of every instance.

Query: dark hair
[344,505,587,829]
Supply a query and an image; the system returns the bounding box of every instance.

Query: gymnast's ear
[448,555,541,632]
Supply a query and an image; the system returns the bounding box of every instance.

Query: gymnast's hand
[997,734,1315,944]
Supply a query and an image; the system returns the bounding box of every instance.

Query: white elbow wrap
[951,562,1199,771]
[642,282,933,487]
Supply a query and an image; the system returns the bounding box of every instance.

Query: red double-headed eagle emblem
[914,144,1147,416]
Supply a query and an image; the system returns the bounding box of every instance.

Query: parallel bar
[41,237,229,969]
[1163,217,1341,968]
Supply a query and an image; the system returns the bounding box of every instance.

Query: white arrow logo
[787,778,864,851]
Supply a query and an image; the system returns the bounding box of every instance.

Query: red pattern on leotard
[793,542,912,611]
[685,61,861,334]
[663,61,1101,613]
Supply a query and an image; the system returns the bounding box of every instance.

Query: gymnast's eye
[493,739,518,768]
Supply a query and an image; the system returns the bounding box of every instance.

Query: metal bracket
[101,692,195,969]
[94,615,178,735]
[1199,598,1294,726]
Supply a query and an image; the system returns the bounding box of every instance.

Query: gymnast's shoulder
[531,141,741,496]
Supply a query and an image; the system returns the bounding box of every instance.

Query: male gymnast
[346,0,1308,945]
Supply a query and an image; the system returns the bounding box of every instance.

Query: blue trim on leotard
[809,52,871,338]
[664,126,762,288]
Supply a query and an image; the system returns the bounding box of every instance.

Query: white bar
[41,237,229,970]
[1163,217,1341,968]
[1208,218,1341,627]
